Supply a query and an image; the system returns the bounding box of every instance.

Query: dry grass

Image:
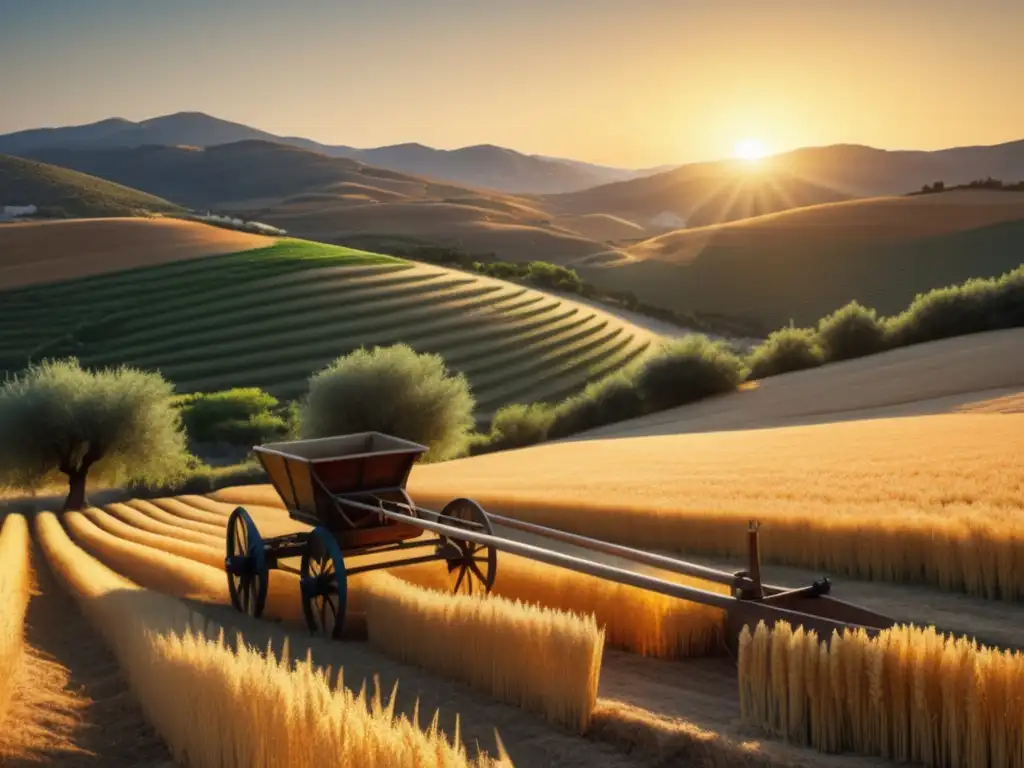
[76,498,607,728]
[0,514,30,731]
[0,217,274,290]
[408,414,1024,600]
[738,620,1024,767]
[34,512,502,767]
[207,488,728,658]
[358,571,603,731]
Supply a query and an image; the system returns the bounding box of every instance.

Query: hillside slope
[0,236,654,420]
[22,141,461,209]
[548,139,1024,223]
[0,217,272,290]
[545,165,851,230]
[579,190,1024,326]
[0,154,181,218]
[22,142,629,263]
[575,328,1024,439]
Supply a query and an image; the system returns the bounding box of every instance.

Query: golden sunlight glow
[733,138,767,161]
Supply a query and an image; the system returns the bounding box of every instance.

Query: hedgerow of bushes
[474,264,1024,452]
[744,265,1022,379]
[478,335,745,453]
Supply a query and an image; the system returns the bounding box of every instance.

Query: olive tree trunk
[63,468,89,512]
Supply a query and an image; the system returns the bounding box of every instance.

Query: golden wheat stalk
[737,619,1024,768]
[0,514,31,732]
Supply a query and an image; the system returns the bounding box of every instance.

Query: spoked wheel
[225,507,268,618]
[300,527,347,640]
[438,498,497,597]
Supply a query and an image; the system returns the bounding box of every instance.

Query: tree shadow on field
[97,591,638,768]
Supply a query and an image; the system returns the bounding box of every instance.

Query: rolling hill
[0,218,273,290]
[0,111,646,194]
[544,163,853,231]
[18,142,631,264]
[577,190,1024,327]
[0,224,654,422]
[0,154,182,218]
[547,138,1024,227]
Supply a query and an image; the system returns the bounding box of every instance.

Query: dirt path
[0,544,172,767]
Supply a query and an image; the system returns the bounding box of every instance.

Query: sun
[733,138,767,162]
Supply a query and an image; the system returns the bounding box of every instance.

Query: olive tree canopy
[300,344,475,462]
[0,359,191,510]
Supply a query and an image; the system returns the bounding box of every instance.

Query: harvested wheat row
[0,514,30,731]
[123,498,226,537]
[146,497,231,528]
[738,620,1024,768]
[64,511,229,603]
[104,502,224,547]
[67,510,303,623]
[358,570,604,732]
[34,513,501,768]
[83,507,225,570]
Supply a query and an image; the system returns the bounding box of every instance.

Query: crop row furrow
[98,277,495,368]
[155,285,523,382]
[171,289,542,391]
[79,266,432,356]
[475,334,638,412]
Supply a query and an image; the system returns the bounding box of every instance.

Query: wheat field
[35,512,504,767]
[205,489,729,659]
[0,514,30,732]
[738,620,1024,768]
[63,505,605,728]
[408,414,1024,600]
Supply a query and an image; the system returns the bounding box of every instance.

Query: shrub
[526,262,583,293]
[126,459,266,499]
[176,388,286,446]
[300,344,475,462]
[746,327,824,379]
[548,372,646,439]
[480,404,556,452]
[633,336,746,412]
[0,359,190,511]
[885,266,1024,347]
[816,301,887,362]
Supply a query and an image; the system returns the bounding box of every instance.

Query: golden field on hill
[0,217,273,289]
[408,413,1024,599]
[627,191,1024,264]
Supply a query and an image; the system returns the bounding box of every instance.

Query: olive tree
[0,359,191,511]
[300,344,475,462]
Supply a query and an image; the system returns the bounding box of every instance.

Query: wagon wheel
[225,507,268,618]
[438,498,497,597]
[300,527,347,640]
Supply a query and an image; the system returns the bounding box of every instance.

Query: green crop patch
[1,238,653,419]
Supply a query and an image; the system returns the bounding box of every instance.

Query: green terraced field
[0,238,655,423]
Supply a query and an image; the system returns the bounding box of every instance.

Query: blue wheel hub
[225,554,252,575]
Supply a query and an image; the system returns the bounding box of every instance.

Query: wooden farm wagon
[225,431,896,647]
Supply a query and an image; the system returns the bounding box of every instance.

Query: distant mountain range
[0,112,664,194]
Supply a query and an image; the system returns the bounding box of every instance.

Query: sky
[1,0,1022,168]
